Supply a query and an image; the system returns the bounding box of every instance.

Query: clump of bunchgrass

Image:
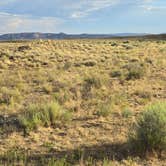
[0,87,21,105]
[20,101,72,134]
[96,102,113,117]
[122,108,133,118]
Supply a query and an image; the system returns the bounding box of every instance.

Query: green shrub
[63,61,72,70]
[0,87,21,105]
[122,109,133,118]
[82,60,97,67]
[53,90,71,104]
[20,102,72,133]
[125,62,145,80]
[96,103,112,117]
[111,42,118,46]
[82,75,103,100]
[17,45,31,52]
[129,102,166,153]
[110,70,122,78]
[84,75,102,89]
[85,77,100,89]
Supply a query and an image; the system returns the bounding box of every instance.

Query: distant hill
[0,32,165,40]
[116,34,166,40]
[143,34,166,40]
[0,32,149,40]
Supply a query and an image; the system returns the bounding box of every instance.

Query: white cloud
[140,0,166,12]
[0,0,157,20]
[70,0,119,18]
[0,0,17,6]
[142,5,166,11]
[0,0,162,33]
[0,12,62,33]
[69,0,155,18]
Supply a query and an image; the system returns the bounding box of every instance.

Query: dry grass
[0,39,165,165]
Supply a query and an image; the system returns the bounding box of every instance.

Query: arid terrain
[0,39,166,165]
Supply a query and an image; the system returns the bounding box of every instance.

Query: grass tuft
[20,101,72,133]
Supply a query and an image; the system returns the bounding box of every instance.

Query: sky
[0,0,165,34]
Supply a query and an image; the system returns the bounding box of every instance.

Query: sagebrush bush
[81,75,103,100]
[96,103,112,117]
[110,70,122,78]
[126,62,145,80]
[82,60,97,67]
[84,76,102,89]
[129,102,166,153]
[20,102,72,133]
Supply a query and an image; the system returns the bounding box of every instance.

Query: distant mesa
[0,32,165,40]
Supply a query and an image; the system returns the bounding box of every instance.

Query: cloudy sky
[0,0,165,34]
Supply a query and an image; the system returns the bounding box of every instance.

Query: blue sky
[0,0,165,34]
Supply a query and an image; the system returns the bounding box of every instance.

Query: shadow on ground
[0,142,136,165]
[32,142,132,161]
[2,141,166,165]
[0,114,23,137]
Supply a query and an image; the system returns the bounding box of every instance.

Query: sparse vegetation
[0,39,165,165]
